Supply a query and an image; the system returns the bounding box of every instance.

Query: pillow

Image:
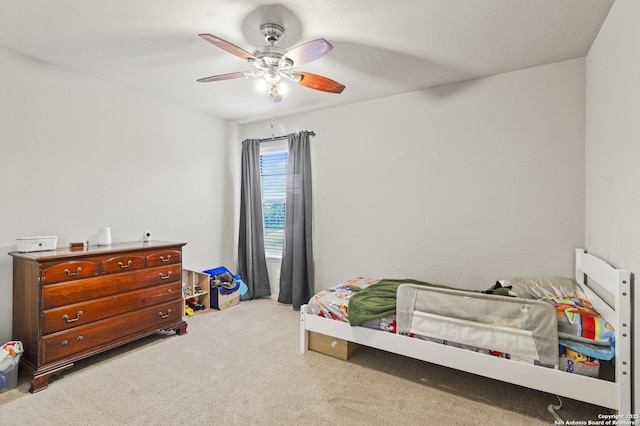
[499,277,586,299]
[539,296,615,347]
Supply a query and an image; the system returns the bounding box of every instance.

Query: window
[260,142,288,258]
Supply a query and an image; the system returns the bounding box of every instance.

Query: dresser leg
[174,321,188,335]
[29,363,74,393]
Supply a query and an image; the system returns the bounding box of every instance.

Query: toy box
[212,284,240,310]
[204,266,241,310]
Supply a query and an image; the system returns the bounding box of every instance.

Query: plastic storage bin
[204,266,241,310]
[0,341,23,393]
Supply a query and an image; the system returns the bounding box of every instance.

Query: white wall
[585,0,640,412]
[0,46,234,342]
[239,58,586,294]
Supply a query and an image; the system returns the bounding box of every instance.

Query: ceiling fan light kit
[198,23,345,102]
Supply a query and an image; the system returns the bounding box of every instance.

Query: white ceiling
[0,0,614,124]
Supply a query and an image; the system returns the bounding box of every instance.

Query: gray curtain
[238,139,271,299]
[278,131,314,309]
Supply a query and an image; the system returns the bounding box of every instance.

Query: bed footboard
[300,304,310,353]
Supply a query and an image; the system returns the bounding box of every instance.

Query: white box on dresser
[16,236,57,252]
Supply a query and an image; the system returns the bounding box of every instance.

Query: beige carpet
[0,298,608,425]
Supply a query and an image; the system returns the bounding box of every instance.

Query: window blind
[260,150,288,256]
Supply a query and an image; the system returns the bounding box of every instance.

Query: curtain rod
[257,131,315,143]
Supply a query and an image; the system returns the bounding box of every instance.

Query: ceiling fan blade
[284,38,333,66]
[293,72,345,94]
[199,33,257,61]
[197,72,247,83]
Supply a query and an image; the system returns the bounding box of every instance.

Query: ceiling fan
[197,23,345,102]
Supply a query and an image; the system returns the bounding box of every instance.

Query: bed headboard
[574,248,630,331]
[575,247,631,410]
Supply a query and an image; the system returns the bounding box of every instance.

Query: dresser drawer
[42,282,181,334]
[101,254,146,274]
[146,249,181,267]
[43,263,183,309]
[42,299,183,364]
[41,261,99,285]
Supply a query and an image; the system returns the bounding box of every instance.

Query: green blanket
[348,279,457,326]
[347,279,514,326]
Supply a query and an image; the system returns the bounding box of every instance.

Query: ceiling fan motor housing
[253,45,287,66]
[260,23,285,45]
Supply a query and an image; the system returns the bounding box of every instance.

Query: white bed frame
[300,249,632,414]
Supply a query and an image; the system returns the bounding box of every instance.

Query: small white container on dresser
[16,236,57,252]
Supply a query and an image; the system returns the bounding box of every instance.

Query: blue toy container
[204,266,242,309]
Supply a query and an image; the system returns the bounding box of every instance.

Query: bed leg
[300,304,309,353]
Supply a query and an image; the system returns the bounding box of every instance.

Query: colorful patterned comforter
[306,278,398,332]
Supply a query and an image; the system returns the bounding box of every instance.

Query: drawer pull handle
[61,340,68,346]
[63,267,82,277]
[117,260,133,269]
[77,336,84,341]
[160,255,171,263]
[158,308,172,319]
[158,271,172,280]
[62,311,84,323]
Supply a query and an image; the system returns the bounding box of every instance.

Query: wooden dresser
[9,240,188,392]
